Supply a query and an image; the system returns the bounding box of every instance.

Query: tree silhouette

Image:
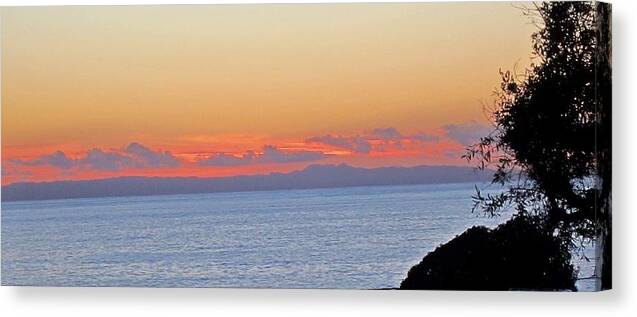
[465,1,612,290]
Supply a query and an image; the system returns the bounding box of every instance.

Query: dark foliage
[400,214,576,291]
[463,2,612,289]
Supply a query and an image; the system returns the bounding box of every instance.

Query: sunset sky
[1,3,536,184]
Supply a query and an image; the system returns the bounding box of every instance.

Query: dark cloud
[80,149,135,171]
[14,143,182,172]
[23,151,76,169]
[125,142,180,168]
[443,122,492,145]
[197,151,256,167]
[371,127,404,148]
[308,127,443,153]
[306,135,371,153]
[260,145,327,163]
[198,145,328,167]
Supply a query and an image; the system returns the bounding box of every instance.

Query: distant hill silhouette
[1,164,491,202]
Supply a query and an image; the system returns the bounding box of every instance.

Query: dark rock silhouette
[400,215,576,291]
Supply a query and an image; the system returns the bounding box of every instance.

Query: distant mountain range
[1,164,492,202]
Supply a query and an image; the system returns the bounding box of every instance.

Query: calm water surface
[1,183,596,290]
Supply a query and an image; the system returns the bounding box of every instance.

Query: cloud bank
[197,145,328,166]
[443,121,492,145]
[307,127,440,153]
[6,122,489,181]
[15,143,181,171]
[306,135,371,153]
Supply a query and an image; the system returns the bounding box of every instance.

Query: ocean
[1,182,596,290]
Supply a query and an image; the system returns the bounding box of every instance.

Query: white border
[1,1,636,317]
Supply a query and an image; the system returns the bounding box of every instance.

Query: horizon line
[2,162,482,187]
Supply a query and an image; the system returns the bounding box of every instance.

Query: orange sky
[1,3,536,184]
